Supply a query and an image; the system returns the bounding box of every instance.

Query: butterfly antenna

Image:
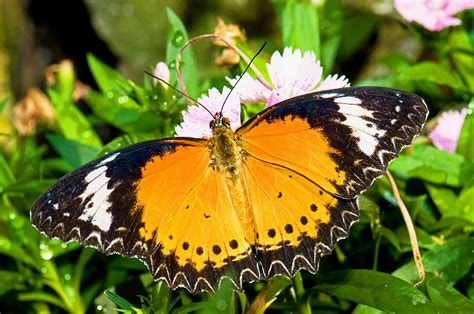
[220,42,267,113]
[144,70,215,118]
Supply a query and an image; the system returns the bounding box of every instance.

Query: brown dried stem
[386,170,425,287]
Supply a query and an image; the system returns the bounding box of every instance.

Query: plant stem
[386,170,425,287]
[293,272,311,314]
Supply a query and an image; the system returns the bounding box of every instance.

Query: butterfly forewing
[31,138,260,293]
[238,87,428,198]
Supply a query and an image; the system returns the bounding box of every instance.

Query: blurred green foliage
[1,1,474,313]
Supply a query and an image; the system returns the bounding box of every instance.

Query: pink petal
[266,86,305,107]
[316,74,350,91]
[152,62,170,86]
[226,73,271,103]
[395,0,474,32]
[446,0,474,15]
[174,86,241,138]
[429,108,468,153]
[267,47,323,91]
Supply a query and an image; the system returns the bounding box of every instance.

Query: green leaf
[85,91,160,135]
[47,63,102,149]
[379,226,401,251]
[449,29,474,92]
[149,281,171,314]
[456,100,474,161]
[18,291,68,311]
[389,144,471,187]
[2,179,56,195]
[393,238,474,285]
[104,290,134,310]
[0,95,9,111]
[302,270,437,312]
[87,53,133,95]
[338,14,379,62]
[426,184,458,216]
[47,134,100,168]
[0,234,37,268]
[171,302,211,314]
[0,271,24,296]
[320,0,342,73]
[424,273,474,311]
[456,186,474,223]
[0,153,16,190]
[381,53,414,74]
[166,7,198,97]
[399,61,463,89]
[280,1,320,55]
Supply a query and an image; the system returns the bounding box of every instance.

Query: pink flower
[153,62,170,87]
[394,0,474,32]
[174,86,241,138]
[228,47,349,107]
[429,108,468,153]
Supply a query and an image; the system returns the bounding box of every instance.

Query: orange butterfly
[31,87,428,292]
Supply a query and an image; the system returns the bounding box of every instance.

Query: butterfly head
[210,112,231,130]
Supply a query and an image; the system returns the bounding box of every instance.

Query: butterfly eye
[222,117,231,128]
[209,120,215,129]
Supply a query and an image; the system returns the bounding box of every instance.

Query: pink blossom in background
[394,0,474,32]
[228,47,350,107]
[174,86,241,138]
[429,108,468,153]
[152,62,170,87]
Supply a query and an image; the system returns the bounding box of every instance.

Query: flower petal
[429,108,468,153]
[395,0,474,32]
[316,74,350,91]
[227,73,270,103]
[174,86,241,138]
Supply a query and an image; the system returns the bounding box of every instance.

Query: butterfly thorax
[208,124,243,180]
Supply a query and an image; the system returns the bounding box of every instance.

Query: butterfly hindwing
[238,86,428,198]
[31,138,260,293]
[242,156,358,278]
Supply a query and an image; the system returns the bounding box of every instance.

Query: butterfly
[31,86,428,293]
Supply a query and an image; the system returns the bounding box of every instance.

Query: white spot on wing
[335,96,362,105]
[78,166,114,231]
[99,152,119,166]
[53,203,59,210]
[395,106,401,112]
[336,97,385,156]
[320,92,342,98]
